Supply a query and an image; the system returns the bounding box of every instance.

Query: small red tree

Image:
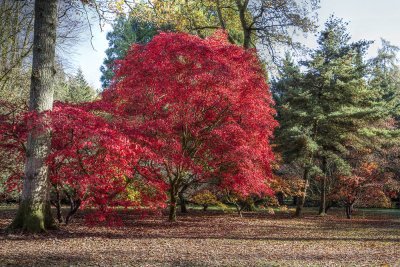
[0,101,168,226]
[104,30,278,221]
[329,163,390,219]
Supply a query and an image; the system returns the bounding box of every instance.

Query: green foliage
[275,16,382,174]
[62,69,97,103]
[100,15,170,89]
[369,39,400,119]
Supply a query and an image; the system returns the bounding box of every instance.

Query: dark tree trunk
[319,157,327,216]
[346,203,354,219]
[169,186,178,221]
[276,192,284,206]
[292,196,298,206]
[235,0,252,49]
[325,200,336,214]
[178,185,188,213]
[295,168,309,217]
[203,204,208,211]
[8,0,58,233]
[50,189,63,224]
[65,191,81,225]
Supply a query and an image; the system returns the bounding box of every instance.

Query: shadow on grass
[1,205,399,243]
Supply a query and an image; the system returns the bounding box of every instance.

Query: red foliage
[0,101,168,226]
[329,163,390,210]
[0,100,28,194]
[1,30,278,224]
[103,30,278,204]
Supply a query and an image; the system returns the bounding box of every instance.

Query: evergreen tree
[369,39,400,119]
[63,69,96,103]
[275,17,384,216]
[272,53,318,217]
[100,15,168,89]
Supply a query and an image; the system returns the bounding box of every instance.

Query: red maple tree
[0,101,168,226]
[104,30,278,221]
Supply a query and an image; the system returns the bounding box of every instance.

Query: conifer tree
[272,53,318,217]
[369,39,400,119]
[275,17,383,216]
[303,16,382,215]
[64,69,96,103]
[100,15,168,89]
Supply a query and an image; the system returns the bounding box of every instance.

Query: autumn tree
[5,0,129,233]
[104,30,278,221]
[131,0,320,66]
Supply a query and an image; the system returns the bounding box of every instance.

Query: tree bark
[65,194,81,225]
[51,189,63,224]
[295,168,309,217]
[318,157,327,216]
[178,184,188,213]
[169,186,178,221]
[234,203,243,217]
[346,203,354,219]
[7,0,58,233]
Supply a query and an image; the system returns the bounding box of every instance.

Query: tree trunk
[51,189,63,224]
[292,196,297,206]
[276,192,284,206]
[7,0,58,233]
[346,203,354,219]
[169,187,178,221]
[295,168,309,217]
[65,195,81,225]
[178,185,188,213]
[318,157,327,216]
[234,203,242,217]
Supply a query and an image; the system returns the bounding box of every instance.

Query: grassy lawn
[1,205,399,266]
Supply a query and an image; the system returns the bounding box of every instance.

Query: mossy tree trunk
[7,0,58,233]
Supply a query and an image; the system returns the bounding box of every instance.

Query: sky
[70,0,400,90]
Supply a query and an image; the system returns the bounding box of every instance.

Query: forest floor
[0,205,399,266]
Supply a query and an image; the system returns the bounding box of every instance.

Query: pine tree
[303,16,382,215]
[63,69,96,103]
[369,39,400,119]
[272,53,318,217]
[100,15,169,89]
[275,17,384,217]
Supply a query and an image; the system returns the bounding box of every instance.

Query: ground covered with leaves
[1,206,399,266]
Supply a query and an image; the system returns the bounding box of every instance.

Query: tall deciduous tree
[4,0,131,233]
[131,0,319,64]
[7,0,59,233]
